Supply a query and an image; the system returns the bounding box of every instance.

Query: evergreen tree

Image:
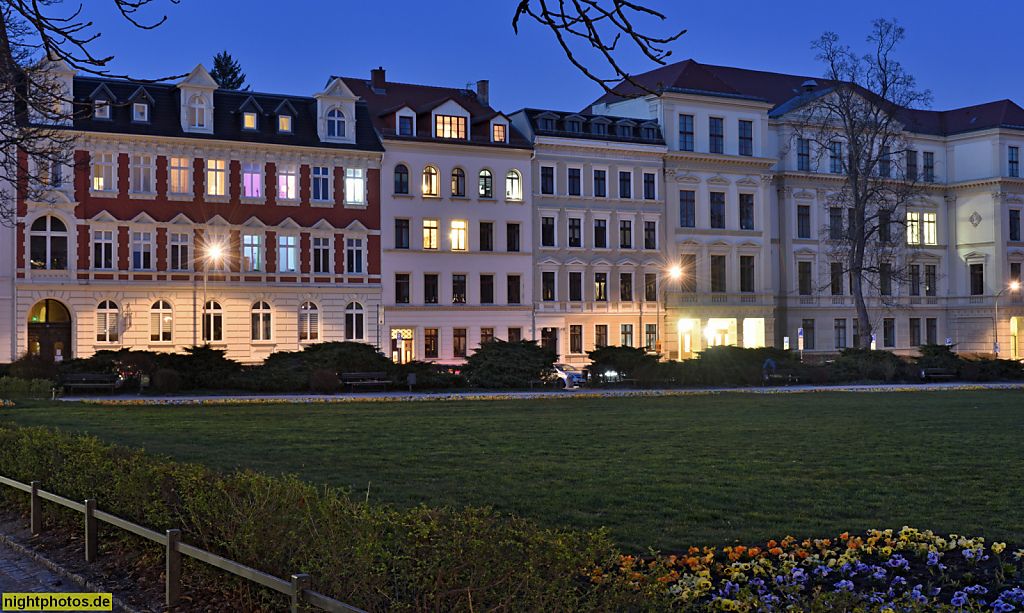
[210,51,247,90]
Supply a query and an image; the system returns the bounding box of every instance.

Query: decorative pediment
[320,77,358,100]
[87,83,116,103]
[175,64,219,91]
[129,212,157,225]
[237,96,265,115]
[737,241,761,250]
[616,257,639,267]
[538,256,561,266]
[589,115,612,125]
[793,247,817,257]
[564,113,586,122]
[206,214,230,227]
[168,213,194,225]
[565,257,588,267]
[536,111,560,120]
[311,219,337,232]
[274,99,298,117]
[676,239,703,250]
[127,87,155,105]
[675,172,700,184]
[909,197,939,208]
[736,176,760,187]
[276,217,302,231]
[590,257,614,267]
[908,251,943,262]
[1007,249,1024,260]
[1007,195,1024,205]
[706,174,730,185]
[638,258,659,267]
[963,251,987,264]
[89,211,119,223]
[793,190,815,200]
[240,216,266,228]
[343,219,369,233]
[614,118,637,127]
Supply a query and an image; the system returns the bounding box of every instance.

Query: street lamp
[200,241,225,345]
[994,280,1021,357]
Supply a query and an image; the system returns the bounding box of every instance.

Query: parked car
[552,364,585,389]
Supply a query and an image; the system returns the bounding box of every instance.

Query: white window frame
[243,111,258,131]
[505,169,522,201]
[169,231,190,271]
[345,302,365,341]
[132,102,149,123]
[202,300,223,342]
[298,301,320,342]
[346,237,365,274]
[312,166,331,202]
[92,229,115,270]
[130,154,155,194]
[93,101,110,120]
[206,159,227,197]
[326,108,347,139]
[251,301,273,342]
[451,220,467,251]
[922,212,937,246]
[278,164,298,201]
[344,167,364,205]
[96,300,120,343]
[150,300,173,343]
[423,219,439,250]
[169,157,191,196]
[906,211,921,245]
[278,115,292,133]
[92,153,115,192]
[277,234,298,273]
[241,233,262,272]
[187,95,208,130]
[312,236,331,274]
[242,162,263,199]
[131,230,154,271]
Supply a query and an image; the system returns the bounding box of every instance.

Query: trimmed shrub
[807,367,830,385]
[689,346,798,387]
[0,377,54,399]
[463,339,555,388]
[959,362,982,382]
[156,345,241,391]
[827,348,908,383]
[587,345,661,385]
[9,353,59,381]
[309,369,340,394]
[151,369,181,395]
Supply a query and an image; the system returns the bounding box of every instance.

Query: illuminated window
[92,153,114,192]
[422,166,439,196]
[169,157,190,195]
[478,169,493,198]
[187,95,206,128]
[423,219,438,250]
[906,211,921,245]
[298,302,319,341]
[278,115,292,133]
[344,168,364,204]
[922,212,937,245]
[505,170,522,200]
[493,123,506,142]
[242,234,261,271]
[436,115,467,139]
[451,220,467,251]
[277,235,298,272]
[277,164,298,200]
[206,159,226,196]
[243,162,262,198]
[131,155,154,193]
[243,112,257,130]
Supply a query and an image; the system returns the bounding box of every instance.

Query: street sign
[797,328,804,351]
[870,333,877,350]
[783,336,789,350]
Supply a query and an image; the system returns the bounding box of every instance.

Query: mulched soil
[0,508,287,612]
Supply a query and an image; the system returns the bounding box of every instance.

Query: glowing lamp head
[1013,281,1021,292]
[668,265,683,280]
[207,244,224,263]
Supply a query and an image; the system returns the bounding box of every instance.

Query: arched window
[478,170,493,198]
[202,300,223,342]
[29,216,68,270]
[422,166,438,196]
[188,95,207,129]
[298,301,319,341]
[506,170,522,200]
[394,164,409,194]
[345,302,364,341]
[150,300,172,342]
[327,108,346,138]
[451,168,466,197]
[251,301,272,341]
[96,300,119,342]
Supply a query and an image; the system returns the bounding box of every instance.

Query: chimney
[371,67,386,91]
[476,79,489,106]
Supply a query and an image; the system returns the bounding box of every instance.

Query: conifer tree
[209,51,247,91]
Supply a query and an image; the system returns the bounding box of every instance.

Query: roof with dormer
[591,59,1024,137]
[337,74,531,149]
[73,76,383,151]
[511,108,665,145]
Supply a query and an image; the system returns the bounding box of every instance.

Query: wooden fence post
[291,574,311,613]
[30,481,41,535]
[166,529,181,607]
[84,499,97,562]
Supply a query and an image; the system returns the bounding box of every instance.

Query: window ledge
[477,197,497,203]
[310,202,334,208]
[240,197,265,205]
[205,196,230,204]
[392,193,414,198]
[89,191,119,198]
[343,203,368,210]
[167,194,193,201]
[277,200,300,207]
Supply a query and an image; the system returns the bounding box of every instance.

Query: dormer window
[539,118,555,131]
[593,123,607,136]
[568,120,581,133]
[187,95,207,129]
[278,115,292,133]
[643,127,657,140]
[398,115,413,136]
[93,102,110,120]
[435,115,466,139]
[132,103,149,123]
[492,124,506,143]
[327,108,346,138]
[243,112,258,130]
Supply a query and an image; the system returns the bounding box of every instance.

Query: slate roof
[512,108,665,146]
[338,75,532,149]
[591,59,1024,137]
[72,77,384,152]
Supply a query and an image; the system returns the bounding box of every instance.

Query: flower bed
[591,527,1024,611]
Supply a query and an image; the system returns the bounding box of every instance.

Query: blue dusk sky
[82,0,1021,115]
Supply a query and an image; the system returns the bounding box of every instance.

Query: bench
[59,373,121,394]
[341,372,388,393]
[920,367,955,382]
[764,368,800,386]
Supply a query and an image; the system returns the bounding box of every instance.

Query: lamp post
[201,242,224,345]
[662,265,683,354]
[994,280,1021,357]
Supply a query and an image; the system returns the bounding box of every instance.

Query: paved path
[0,540,97,612]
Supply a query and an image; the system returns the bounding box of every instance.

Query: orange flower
[748,547,761,557]
[840,532,850,540]
[769,547,783,556]
[767,540,778,548]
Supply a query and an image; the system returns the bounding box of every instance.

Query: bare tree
[0,0,178,225]
[788,19,932,347]
[512,0,685,94]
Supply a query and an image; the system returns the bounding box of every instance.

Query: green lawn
[2,389,1022,553]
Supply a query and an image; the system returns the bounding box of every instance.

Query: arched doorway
[27,299,72,362]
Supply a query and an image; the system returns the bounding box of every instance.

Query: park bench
[341,372,388,393]
[919,367,955,382]
[59,373,121,394]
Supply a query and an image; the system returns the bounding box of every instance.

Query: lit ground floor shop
[382,305,533,365]
[14,283,382,364]
[661,303,775,360]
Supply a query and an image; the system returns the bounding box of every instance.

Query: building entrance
[27,299,72,362]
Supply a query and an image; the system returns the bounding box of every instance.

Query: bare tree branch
[512,0,685,95]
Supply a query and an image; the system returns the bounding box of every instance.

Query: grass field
[2,389,1023,553]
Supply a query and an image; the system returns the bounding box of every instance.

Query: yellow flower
[993,542,1006,554]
